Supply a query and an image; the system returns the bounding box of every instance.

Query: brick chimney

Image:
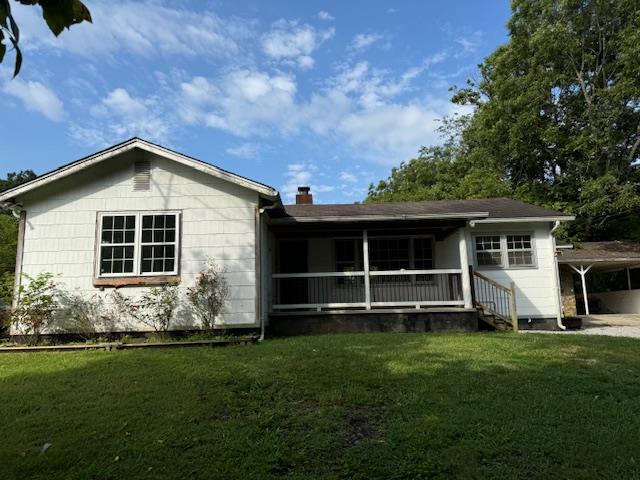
[295,186,313,205]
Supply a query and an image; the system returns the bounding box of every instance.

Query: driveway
[525,314,640,338]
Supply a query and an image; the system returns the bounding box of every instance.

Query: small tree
[11,272,60,344]
[59,292,122,340]
[186,260,229,331]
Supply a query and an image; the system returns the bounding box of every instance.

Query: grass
[1,333,640,479]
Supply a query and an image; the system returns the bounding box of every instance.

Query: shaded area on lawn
[1,333,639,479]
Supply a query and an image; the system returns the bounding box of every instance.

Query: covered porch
[266,218,475,315]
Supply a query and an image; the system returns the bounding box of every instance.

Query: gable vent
[133,161,151,191]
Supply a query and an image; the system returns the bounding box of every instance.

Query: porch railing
[272,269,464,311]
[471,268,518,331]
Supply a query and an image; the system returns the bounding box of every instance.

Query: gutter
[256,203,278,342]
[469,216,575,226]
[550,220,566,331]
[270,211,490,224]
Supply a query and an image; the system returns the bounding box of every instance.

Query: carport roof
[557,241,640,267]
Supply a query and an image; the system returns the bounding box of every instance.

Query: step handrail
[470,267,518,332]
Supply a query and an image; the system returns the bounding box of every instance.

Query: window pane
[125,216,135,229]
[477,251,503,266]
[143,215,153,228]
[476,236,501,251]
[101,230,112,243]
[413,238,433,269]
[103,216,113,229]
[154,215,165,228]
[141,259,152,273]
[142,229,152,243]
[153,230,165,242]
[508,251,533,266]
[125,230,135,243]
[369,238,410,271]
[114,216,124,229]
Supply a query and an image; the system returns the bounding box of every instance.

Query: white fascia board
[469,216,575,226]
[0,138,279,203]
[271,212,490,224]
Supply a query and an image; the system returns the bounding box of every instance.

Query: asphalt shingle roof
[557,241,640,262]
[278,198,571,220]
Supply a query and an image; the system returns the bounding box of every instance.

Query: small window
[506,234,534,266]
[98,212,179,277]
[475,235,503,267]
[474,233,536,269]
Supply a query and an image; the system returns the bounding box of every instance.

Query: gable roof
[0,138,280,203]
[275,198,573,223]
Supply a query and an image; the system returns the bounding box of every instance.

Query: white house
[0,138,575,336]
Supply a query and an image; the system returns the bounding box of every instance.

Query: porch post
[458,229,473,309]
[363,230,371,310]
[627,267,632,291]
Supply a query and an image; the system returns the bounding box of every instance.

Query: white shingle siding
[465,222,558,318]
[17,151,259,331]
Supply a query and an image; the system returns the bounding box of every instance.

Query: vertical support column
[13,210,26,310]
[509,281,519,332]
[363,230,371,310]
[570,264,592,316]
[458,229,473,309]
[627,268,632,291]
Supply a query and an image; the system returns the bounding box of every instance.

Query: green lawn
[2,333,640,480]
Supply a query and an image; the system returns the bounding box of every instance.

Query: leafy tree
[0,169,35,192]
[1,0,91,76]
[368,0,640,241]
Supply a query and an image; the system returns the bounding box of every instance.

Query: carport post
[569,264,593,316]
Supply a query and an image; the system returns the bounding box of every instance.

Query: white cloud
[226,142,261,159]
[317,11,335,21]
[282,163,334,202]
[261,19,334,69]
[71,87,171,146]
[11,1,254,60]
[178,70,299,137]
[350,33,383,51]
[339,171,358,183]
[174,53,464,165]
[3,78,65,121]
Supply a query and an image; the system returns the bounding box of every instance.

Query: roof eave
[470,216,575,225]
[0,138,279,203]
[269,211,491,224]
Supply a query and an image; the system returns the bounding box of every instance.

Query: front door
[278,239,309,305]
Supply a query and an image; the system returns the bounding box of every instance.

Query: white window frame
[473,232,537,270]
[95,211,181,278]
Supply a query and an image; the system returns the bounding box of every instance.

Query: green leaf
[12,44,22,78]
[41,0,92,36]
[0,0,8,28]
[8,12,18,43]
[0,40,5,64]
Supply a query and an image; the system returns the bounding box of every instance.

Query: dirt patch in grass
[345,407,385,447]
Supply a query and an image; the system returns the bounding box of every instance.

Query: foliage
[186,259,229,331]
[2,334,640,479]
[0,214,18,273]
[0,169,36,193]
[135,285,179,332]
[57,292,121,339]
[10,272,59,344]
[0,0,91,76]
[368,0,640,241]
[0,270,12,305]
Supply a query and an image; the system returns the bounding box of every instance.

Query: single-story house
[0,138,577,336]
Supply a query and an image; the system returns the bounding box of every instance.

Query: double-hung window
[474,233,535,269]
[97,212,180,277]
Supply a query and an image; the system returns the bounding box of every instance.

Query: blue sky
[0,0,510,203]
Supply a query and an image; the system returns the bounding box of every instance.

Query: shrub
[11,272,60,344]
[58,292,123,340]
[136,285,179,332]
[108,286,179,333]
[186,259,229,331]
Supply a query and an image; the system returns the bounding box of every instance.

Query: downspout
[550,221,566,330]
[2,202,26,311]
[257,204,278,342]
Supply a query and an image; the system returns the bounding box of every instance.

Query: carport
[557,241,640,315]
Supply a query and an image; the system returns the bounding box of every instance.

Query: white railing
[272,269,464,311]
